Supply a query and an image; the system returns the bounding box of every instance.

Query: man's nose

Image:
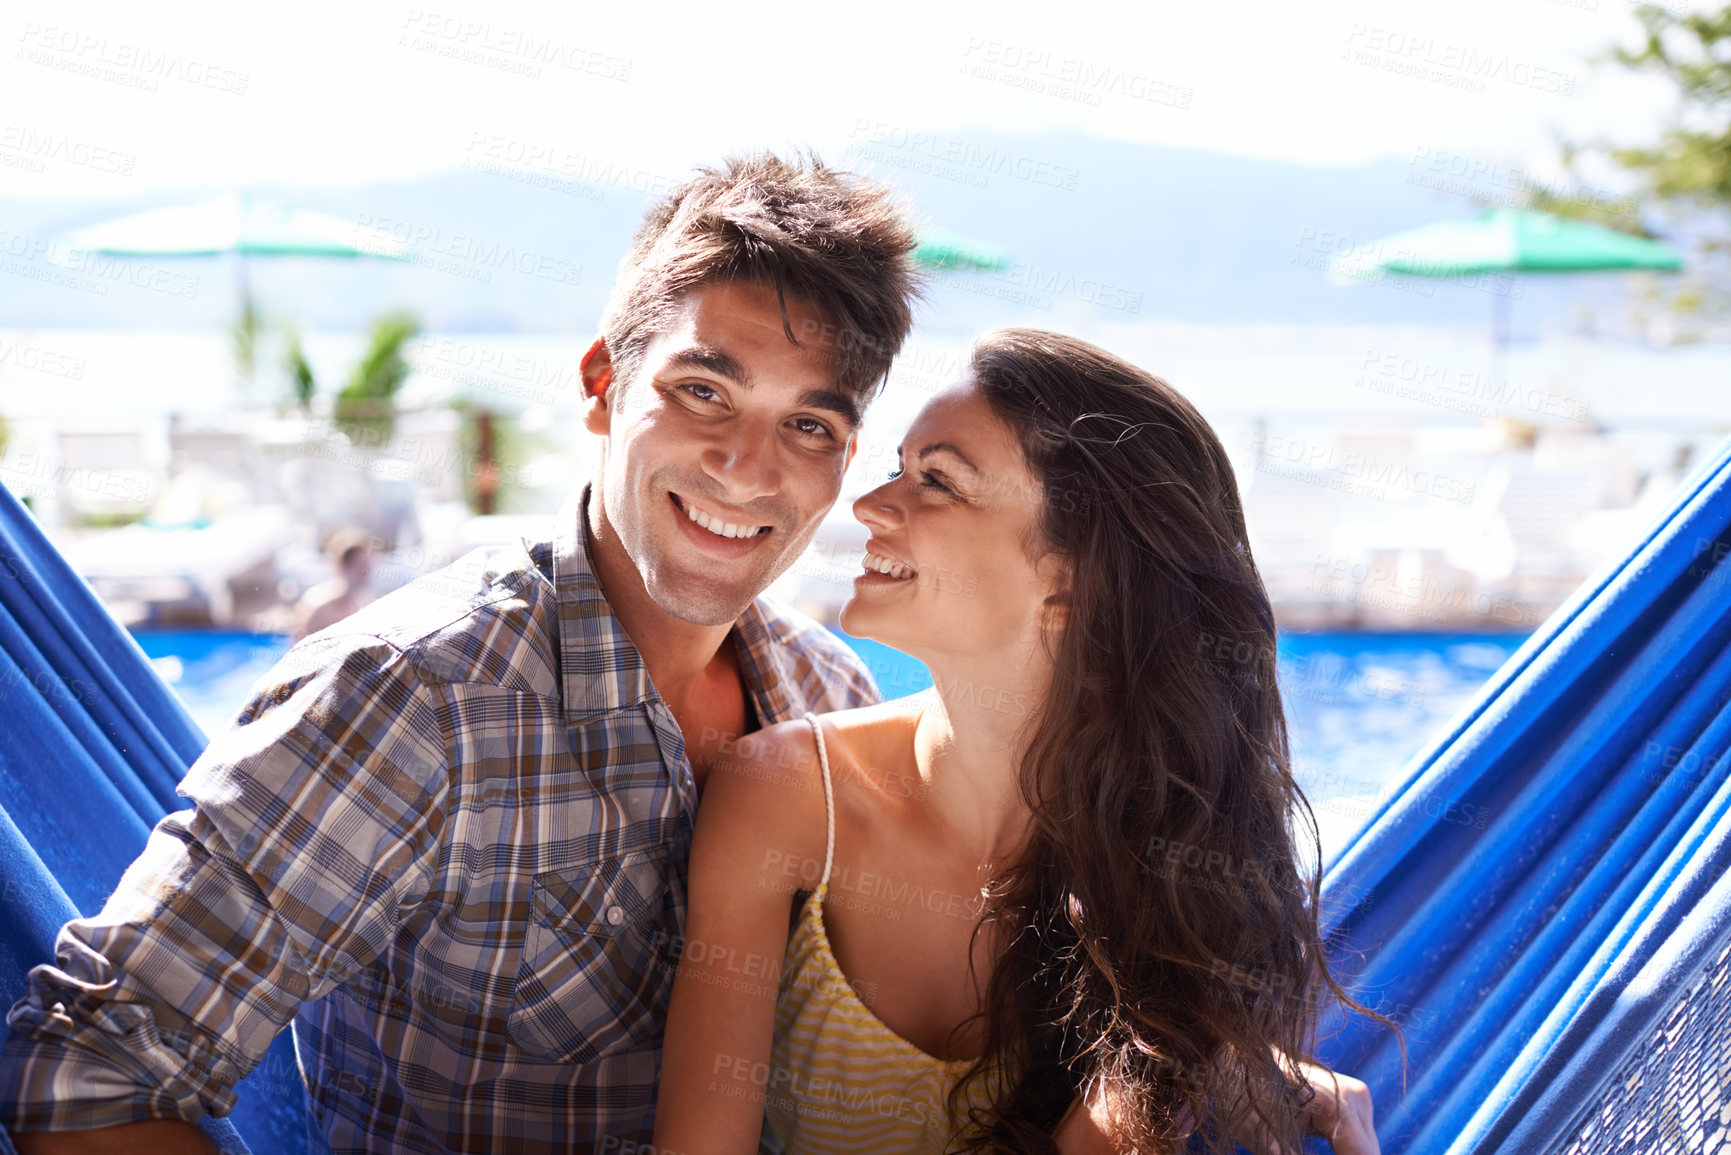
[701,417,782,505]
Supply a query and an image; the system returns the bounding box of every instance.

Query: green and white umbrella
[55,192,415,388]
[913,226,1011,272]
[55,192,412,323]
[1327,207,1681,281]
[1327,207,1682,391]
[56,192,410,260]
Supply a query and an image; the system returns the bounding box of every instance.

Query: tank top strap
[803,712,835,889]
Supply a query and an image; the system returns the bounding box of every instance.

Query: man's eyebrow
[915,441,980,473]
[800,389,862,429]
[663,345,750,386]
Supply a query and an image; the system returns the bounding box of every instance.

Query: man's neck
[582,492,738,706]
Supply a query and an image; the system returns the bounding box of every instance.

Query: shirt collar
[553,485,799,726]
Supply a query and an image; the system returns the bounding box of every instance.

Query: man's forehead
[674,282,845,359]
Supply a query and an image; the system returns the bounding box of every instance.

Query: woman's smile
[858,541,917,583]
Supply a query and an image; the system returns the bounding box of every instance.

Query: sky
[0,0,1693,203]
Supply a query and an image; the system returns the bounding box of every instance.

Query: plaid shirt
[2,489,879,1153]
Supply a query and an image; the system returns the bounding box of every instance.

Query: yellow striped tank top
[766,713,1005,1154]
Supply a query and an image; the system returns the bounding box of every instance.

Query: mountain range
[0,131,1661,339]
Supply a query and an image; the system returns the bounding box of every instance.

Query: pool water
[1275,632,1529,858]
[133,631,300,738]
[133,628,1530,862]
[844,630,1531,860]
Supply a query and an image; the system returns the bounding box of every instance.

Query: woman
[654,329,1394,1154]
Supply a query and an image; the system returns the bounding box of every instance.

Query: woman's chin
[837,598,869,640]
[838,598,897,646]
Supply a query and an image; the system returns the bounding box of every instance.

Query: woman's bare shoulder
[696,717,831,884]
[817,696,924,744]
[705,700,922,829]
[808,699,926,817]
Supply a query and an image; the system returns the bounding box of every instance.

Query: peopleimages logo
[397,10,632,82]
[0,337,86,379]
[14,22,250,94]
[1355,349,1589,423]
[1251,431,1478,505]
[0,125,136,176]
[1342,24,1576,96]
[350,215,582,285]
[0,230,200,299]
[957,38,1195,109]
[460,134,680,199]
[846,122,1082,191]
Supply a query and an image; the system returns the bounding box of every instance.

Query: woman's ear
[1038,554,1071,637]
[580,337,614,436]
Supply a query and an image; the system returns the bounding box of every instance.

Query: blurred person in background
[293,526,377,640]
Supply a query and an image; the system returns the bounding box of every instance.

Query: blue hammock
[1314,432,1731,1154]
[2,429,1729,1153]
[0,483,310,1155]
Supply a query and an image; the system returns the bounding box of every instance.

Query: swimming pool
[845,630,1531,860]
[133,628,1530,861]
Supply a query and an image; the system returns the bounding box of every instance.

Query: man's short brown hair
[599,150,923,406]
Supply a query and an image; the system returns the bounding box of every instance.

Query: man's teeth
[683,499,766,540]
[862,551,916,581]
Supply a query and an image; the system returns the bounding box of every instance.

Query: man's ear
[842,431,861,475]
[580,337,614,436]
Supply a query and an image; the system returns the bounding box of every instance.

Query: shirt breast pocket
[505,846,675,1063]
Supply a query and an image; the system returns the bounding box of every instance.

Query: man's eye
[681,383,721,403]
[790,416,834,439]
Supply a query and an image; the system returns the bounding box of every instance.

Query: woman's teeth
[683,499,766,540]
[862,551,916,581]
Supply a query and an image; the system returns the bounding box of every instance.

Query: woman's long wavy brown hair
[944,329,1400,1154]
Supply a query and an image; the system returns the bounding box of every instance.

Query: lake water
[135,628,1531,864]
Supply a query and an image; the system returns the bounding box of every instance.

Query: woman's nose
[853,483,903,531]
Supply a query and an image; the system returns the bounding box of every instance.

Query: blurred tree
[334,312,420,446]
[1609,5,1731,209]
[282,326,316,413]
[1536,4,1731,333]
[228,290,259,393]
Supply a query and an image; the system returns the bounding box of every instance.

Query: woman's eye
[889,466,950,493]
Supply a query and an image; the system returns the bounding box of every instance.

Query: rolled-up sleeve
[1,634,450,1133]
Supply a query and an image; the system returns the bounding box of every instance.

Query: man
[0,151,920,1153]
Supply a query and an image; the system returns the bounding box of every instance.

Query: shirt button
[605,905,626,926]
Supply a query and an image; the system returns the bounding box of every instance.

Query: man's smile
[668,491,774,558]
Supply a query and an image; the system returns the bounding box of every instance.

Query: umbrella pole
[1490,285,1511,395]
[233,252,256,393]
